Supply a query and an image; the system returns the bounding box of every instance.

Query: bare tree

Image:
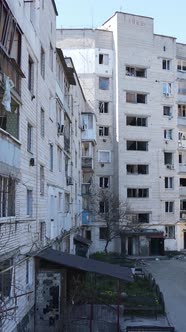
[88,186,141,254]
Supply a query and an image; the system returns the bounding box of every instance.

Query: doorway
[184,232,186,249]
[150,238,164,256]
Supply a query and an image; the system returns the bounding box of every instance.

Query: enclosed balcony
[81,113,96,142]
[81,183,91,195]
[82,211,94,225]
[0,129,20,177]
[179,164,186,173]
[82,157,93,169]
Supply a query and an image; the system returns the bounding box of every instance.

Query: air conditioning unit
[57,123,64,135]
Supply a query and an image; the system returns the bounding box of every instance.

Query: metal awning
[35,248,133,282]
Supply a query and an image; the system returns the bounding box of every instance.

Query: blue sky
[55,0,186,43]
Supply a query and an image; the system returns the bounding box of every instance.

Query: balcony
[180,211,186,220]
[178,140,186,149]
[81,113,96,142]
[82,157,93,169]
[0,129,21,177]
[180,187,186,196]
[178,117,186,127]
[179,164,186,173]
[82,183,91,195]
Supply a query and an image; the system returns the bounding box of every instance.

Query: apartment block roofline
[56,28,112,34]
[51,0,58,15]
[154,33,176,40]
[102,11,153,25]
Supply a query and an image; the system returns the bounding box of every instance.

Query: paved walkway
[146,258,186,332]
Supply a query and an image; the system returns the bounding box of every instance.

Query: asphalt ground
[146,258,186,332]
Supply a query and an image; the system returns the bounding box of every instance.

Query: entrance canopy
[35,248,133,282]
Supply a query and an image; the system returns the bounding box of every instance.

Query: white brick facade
[57,11,186,255]
[0,1,84,330]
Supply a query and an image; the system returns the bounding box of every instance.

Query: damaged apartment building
[57,11,186,256]
[0,0,85,331]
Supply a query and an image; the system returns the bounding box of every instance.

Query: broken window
[27,189,33,217]
[0,1,21,64]
[99,201,109,213]
[180,200,186,210]
[126,141,148,151]
[163,106,172,116]
[165,177,173,189]
[40,165,44,195]
[165,225,175,238]
[40,46,45,79]
[85,230,91,241]
[64,193,70,213]
[99,77,109,90]
[99,54,109,65]
[99,126,109,136]
[40,221,46,243]
[40,108,45,137]
[99,101,109,113]
[162,83,172,96]
[180,178,186,187]
[127,188,149,198]
[126,92,147,104]
[27,123,33,152]
[0,259,13,298]
[0,175,15,217]
[162,59,170,70]
[49,43,53,71]
[99,177,109,188]
[165,201,174,213]
[178,104,186,117]
[177,60,186,72]
[164,129,173,140]
[28,55,34,93]
[130,213,150,223]
[164,152,173,165]
[99,227,107,240]
[126,116,147,126]
[126,165,148,174]
[49,144,53,172]
[126,66,146,77]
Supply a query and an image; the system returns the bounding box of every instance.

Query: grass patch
[90,251,135,267]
